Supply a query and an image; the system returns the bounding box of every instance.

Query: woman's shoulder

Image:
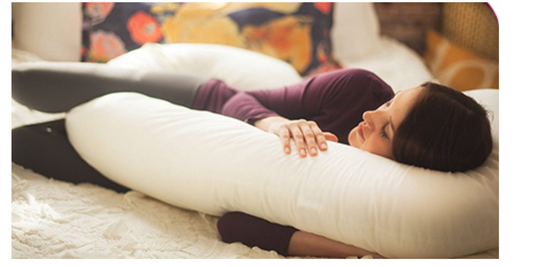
[315,68,394,101]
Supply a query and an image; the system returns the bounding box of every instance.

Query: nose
[362,110,377,130]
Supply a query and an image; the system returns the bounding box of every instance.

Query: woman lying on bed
[12,63,492,259]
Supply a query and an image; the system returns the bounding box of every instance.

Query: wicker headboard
[374,3,498,62]
[374,3,442,56]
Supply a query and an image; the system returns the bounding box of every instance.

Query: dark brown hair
[392,82,493,172]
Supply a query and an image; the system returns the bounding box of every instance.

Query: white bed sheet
[11,40,498,259]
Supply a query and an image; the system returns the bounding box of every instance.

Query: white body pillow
[107,43,302,91]
[66,89,498,259]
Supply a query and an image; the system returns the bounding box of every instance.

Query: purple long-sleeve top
[192,68,394,256]
[192,68,394,144]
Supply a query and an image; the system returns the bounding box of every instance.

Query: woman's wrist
[254,116,289,134]
[288,231,385,259]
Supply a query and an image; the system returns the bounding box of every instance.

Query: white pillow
[12,3,81,61]
[108,43,302,91]
[66,89,499,259]
[331,2,382,64]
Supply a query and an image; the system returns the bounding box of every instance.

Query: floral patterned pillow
[82,2,342,76]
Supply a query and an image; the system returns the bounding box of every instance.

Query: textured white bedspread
[12,163,284,259]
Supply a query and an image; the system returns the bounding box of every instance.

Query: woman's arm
[220,68,394,146]
[288,231,385,259]
[217,212,384,259]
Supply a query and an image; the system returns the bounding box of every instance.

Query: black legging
[12,62,208,192]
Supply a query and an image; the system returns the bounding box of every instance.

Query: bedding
[11,2,499,259]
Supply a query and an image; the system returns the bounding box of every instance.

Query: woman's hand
[254,116,338,157]
[288,231,387,259]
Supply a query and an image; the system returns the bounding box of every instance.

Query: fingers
[310,122,329,152]
[324,132,339,143]
[286,120,330,158]
[288,123,308,158]
[279,126,291,155]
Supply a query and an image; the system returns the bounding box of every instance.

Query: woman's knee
[12,126,33,166]
[12,120,67,168]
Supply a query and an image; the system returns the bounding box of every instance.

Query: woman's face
[348,86,424,159]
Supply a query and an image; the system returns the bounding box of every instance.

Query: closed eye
[380,122,390,139]
[380,100,392,110]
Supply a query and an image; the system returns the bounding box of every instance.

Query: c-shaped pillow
[66,90,499,259]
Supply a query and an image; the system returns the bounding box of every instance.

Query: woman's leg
[12,119,129,193]
[12,62,208,113]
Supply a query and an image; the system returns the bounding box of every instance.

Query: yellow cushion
[425,30,498,91]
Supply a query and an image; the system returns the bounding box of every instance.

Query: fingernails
[300,149,306,156]
[321,143,327,150]
[310,148,317,154]
[285,147,290,154]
